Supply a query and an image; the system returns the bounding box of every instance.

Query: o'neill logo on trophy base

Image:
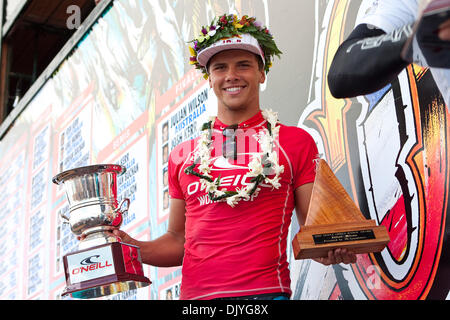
[62,242,150,299]
[72,255,113,273]
[67,246,116,284]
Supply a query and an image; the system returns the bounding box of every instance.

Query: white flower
[204,180,217,193]
[236,187,250,200]
[198,163,211,174]
[262,109,278,127]
[271,125,280,137]
[260,136,273,152]
[252,187,261,198]
[273,164,285,175]
[254,21,263,29]
[215,190,226,197]
[265,176,281,189]
[267,151,278,164]
[247,157,263,176]
[226,196,240,208]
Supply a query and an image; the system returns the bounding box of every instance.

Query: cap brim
[197,34,265,68]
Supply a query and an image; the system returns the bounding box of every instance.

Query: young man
[113,14,356,300]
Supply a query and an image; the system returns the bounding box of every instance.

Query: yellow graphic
[306,0,351,172]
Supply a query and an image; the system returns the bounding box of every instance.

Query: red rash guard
[168,111,318,300]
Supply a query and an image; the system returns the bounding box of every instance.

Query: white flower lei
[184,109,284,207]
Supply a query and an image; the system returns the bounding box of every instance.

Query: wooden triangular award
[292,159,390,259]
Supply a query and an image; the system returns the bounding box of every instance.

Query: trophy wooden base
[292,220,390,259]
[62,242,151,299]
[292,159,390,260]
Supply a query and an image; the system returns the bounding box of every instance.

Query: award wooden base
[62,242,151,299]
[292,159,390,260]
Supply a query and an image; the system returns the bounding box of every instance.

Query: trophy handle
[60,212,70,224]
[116,198,130,214]
[110,198,130,228]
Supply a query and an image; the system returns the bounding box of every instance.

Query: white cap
[197,33,265,67]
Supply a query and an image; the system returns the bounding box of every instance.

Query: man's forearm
[327,23,412,98]
[135,231,185,267]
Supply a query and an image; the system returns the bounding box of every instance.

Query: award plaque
[53,164,151,299]
[292,160,390,260]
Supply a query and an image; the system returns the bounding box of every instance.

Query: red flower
[220,15,228,25]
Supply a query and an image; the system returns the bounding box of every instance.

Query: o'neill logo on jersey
[187,154,279,206]
[67,246,116,284]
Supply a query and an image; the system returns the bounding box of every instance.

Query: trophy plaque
[292,160,390,260]
[53,164,151,299]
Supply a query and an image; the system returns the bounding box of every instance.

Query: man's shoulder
[278,124,315,143]
[277,124,318,160]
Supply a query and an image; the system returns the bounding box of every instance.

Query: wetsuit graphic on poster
[291,0,449,300]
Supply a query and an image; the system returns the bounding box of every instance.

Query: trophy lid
[52,164,126,185]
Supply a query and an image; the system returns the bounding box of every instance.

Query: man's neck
[216,106,261,126]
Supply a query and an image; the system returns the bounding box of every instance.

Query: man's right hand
[76,227,140,248]
[110,228,140,247]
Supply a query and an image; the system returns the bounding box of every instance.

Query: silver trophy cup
[53,164,151,299]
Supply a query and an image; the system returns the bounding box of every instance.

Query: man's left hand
[313,248,357,265]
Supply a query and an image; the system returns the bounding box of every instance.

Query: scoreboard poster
[0,0,447,300]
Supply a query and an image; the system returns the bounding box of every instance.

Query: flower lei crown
[188,14,282,79]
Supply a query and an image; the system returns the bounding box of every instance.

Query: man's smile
[223,86,247,94]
